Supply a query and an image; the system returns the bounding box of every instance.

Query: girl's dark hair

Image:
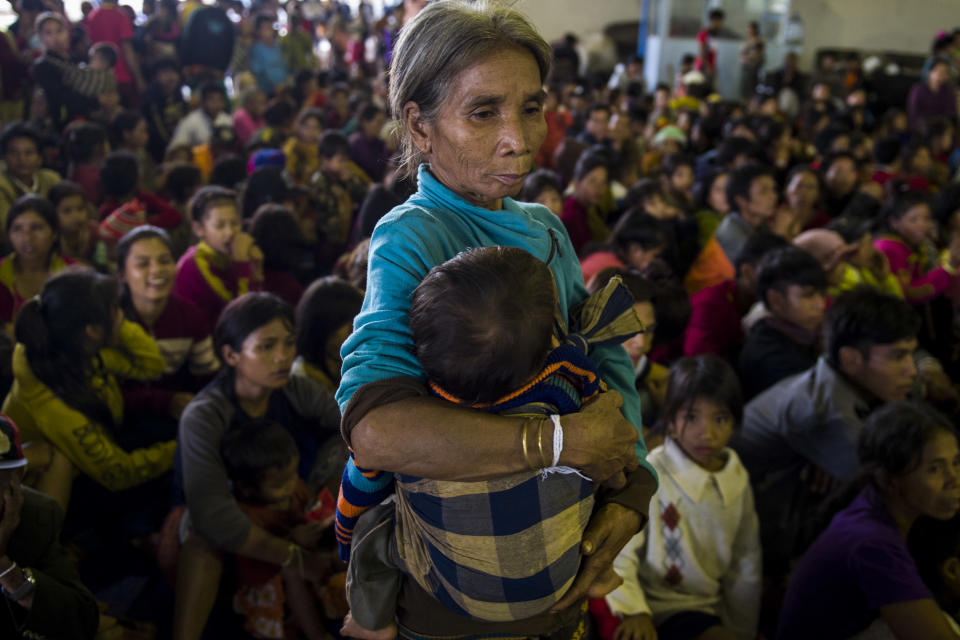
[15,270,120,432]
[46,180,85,207]
[109,110,145,148]
[209,154,247,190]
[250,204,304,272]
[162,163,203,203]
[0,122,42,155]
[573,146,611,183]
[656,355,743,433]
[692,169,727,211]
[213,292,294,366]
[726,161,775,211]
[242,167,289,220]
[608,209,667,261]
[295,276,363,382]
[7,194,59,238]
[263,98,295,128]
[318,130,350,159]
[296,107,323,127]
[221,418,299,499]
[189,185,238,223]
[409,246,556,404]
[99,150,140,199]
[661,153,694,177]
[520,169,561,203]
[883,188,930,225]
[117,226,173,317]
[63,121,108,163]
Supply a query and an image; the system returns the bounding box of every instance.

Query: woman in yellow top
[1,270,171,511]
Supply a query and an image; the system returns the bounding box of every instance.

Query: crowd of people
[0,0,957,639]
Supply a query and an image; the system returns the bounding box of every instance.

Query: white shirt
[606,437,762,639]
[168,109,233,150]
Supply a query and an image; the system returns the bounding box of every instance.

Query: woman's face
[122,237,176,306]
[891,204,934,247]
[411,47,547,210]
[224,318,296,391]
[8,211,55,265]
[894,429,960,522]
[707,173,729,214]
[575,166,608,207]
[534,187,563,217]
[787,170,820,210]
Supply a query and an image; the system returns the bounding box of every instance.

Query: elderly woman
[336,2,656,637]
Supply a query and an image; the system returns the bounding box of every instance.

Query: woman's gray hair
[389,0,551,180]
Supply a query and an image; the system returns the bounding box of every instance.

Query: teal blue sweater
[335,164,654,478]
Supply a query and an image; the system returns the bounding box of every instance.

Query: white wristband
[550,414,563,467]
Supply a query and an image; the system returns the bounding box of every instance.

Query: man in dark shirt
[738,246,828,399]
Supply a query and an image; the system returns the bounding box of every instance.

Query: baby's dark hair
[657,355,743,433]
[221,418,299,499]
[90,42,118,68]
[409,246,556,404]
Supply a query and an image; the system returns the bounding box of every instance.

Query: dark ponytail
[16,270,120,433]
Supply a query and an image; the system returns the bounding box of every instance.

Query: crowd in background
[0,0,957,638]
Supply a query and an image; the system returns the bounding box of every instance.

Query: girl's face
[893,429,960,522]
[622,301,655,361]
[534,187,563,217]
[8,211,55,264]
[193,204,241,255]
[669,396,734,472]
[891,204,934,247]
[575,167,608,207]
[122,237,176,305]
[625,242,663,273]
[787,170,820,211]
[707,173,729,214]
[56,194,88,235]
[224,318,296,391]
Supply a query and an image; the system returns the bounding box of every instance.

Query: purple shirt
[908,80,957,129]
[777,486,932,639]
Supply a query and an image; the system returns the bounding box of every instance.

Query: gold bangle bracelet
[521,420,538,470]
[536,418,546,469]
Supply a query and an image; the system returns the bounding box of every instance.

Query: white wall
[516,0,642,44]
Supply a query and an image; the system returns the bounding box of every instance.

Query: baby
[338,246,644,638]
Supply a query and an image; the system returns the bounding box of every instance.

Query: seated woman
[0,195,74,333]
[118,226,219,431]
[779,402,960,640]
[560,147,613,256]
[0,270,172,512]
[174,292,344,640]
[293,276,363,393]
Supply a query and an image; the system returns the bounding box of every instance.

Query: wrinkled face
[122,237,176,306]
[255,456,301,505]
[622,301,655,361]
[4,136,41,182]
[737,175,777,227]
[193,203,241,255]
[891,204,934,247]
[533,186,563,217]
[894,429,960,522]
[8,210,55,264]
[414,47,546,210]
[787,170,819,210]
[669,397,734,472]
[575,166,608,208]
[223,318,296,391]
[770,284,826,333]
[844,339,918,403]
[55,194,88,235]
[825,157,858,197]
[38,18,69,53]
[707,173,729,214]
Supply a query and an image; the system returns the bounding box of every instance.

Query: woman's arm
[100,319,165,380]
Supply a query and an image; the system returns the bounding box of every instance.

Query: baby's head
[89,42,118,71]
[410,246,557,404]
[221,418,300,506]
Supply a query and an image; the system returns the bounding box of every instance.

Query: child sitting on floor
[221,418,335,640]
[600,355,760,640]
[337,245,645,638]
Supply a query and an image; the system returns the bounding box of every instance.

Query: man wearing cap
[0,416,98,639]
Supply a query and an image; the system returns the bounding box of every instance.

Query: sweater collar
[660,436,748,506]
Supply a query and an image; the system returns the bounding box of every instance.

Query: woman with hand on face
[174,293,343,640]
[0,195,73,334]
[335,2,656,637]
[118,226,219,435]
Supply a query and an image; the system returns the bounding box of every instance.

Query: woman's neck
[61,226,89,255]
[234,377,272,417]
[883,490,919,537]
[132,294,169,329]
[14,253,48,275]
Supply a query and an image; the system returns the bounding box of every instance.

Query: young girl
[603,355,760,640]
[0,195,74,330]
[283,108,324,186]
[111,110,159,193]
[221,418,332,640]
[779,402,960,639]
[173,186,264,325]
[47,181,107,269]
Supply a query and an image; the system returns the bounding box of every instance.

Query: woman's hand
[550,502,642,612]
[559,391,638,487]
[614,614,658,640]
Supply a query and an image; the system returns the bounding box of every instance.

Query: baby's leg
[340,612,397,640]
[342,503,401,639]
[283,567,331,640]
